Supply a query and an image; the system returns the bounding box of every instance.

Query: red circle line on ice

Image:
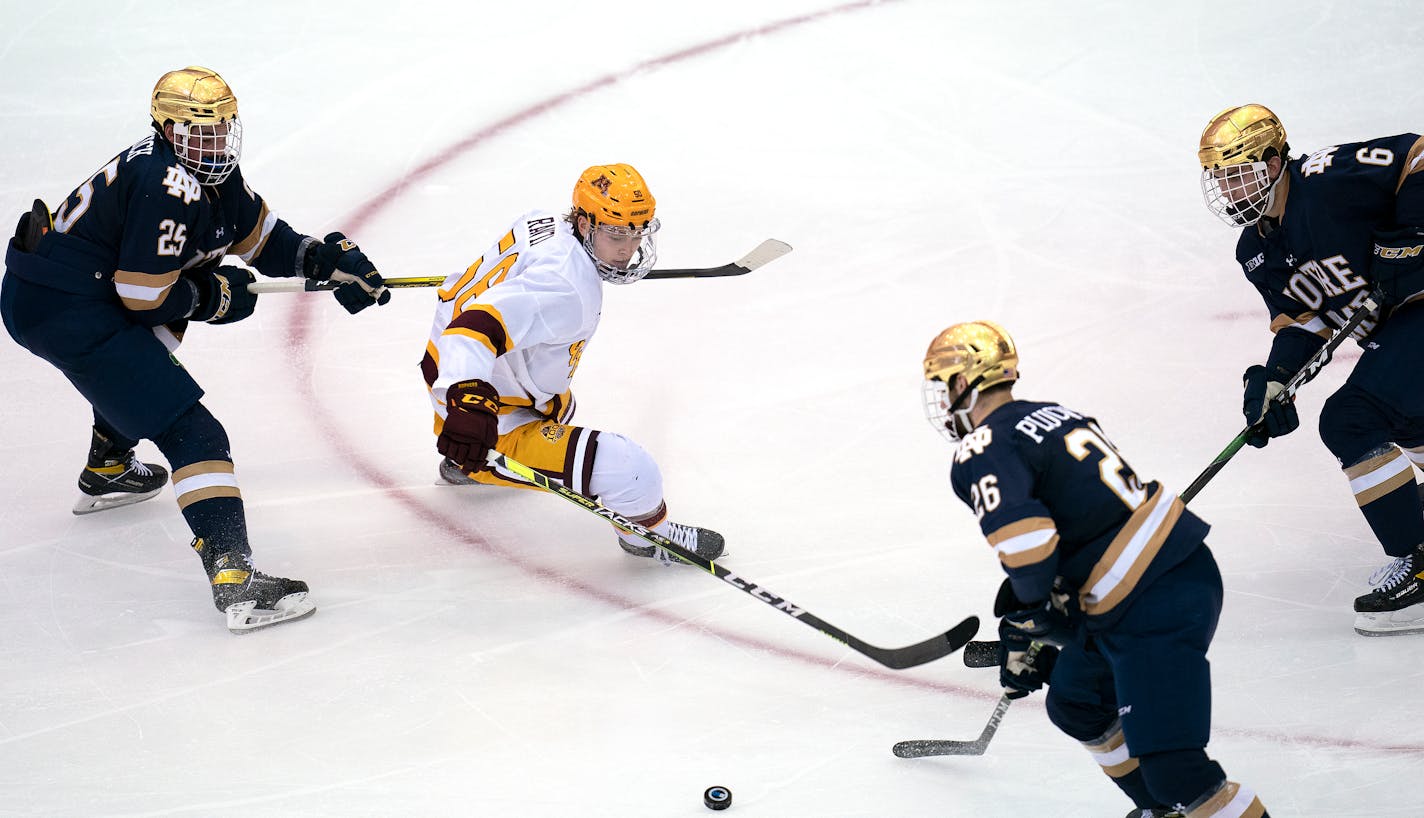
[280,0,1424,756]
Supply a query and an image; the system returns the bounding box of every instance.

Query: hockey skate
[1353,543,1424,636]
[1124,810,1184,818]
[193,538,316,634]
[438,457,480,485]
[72,428,169,515]
[619,521,726,566]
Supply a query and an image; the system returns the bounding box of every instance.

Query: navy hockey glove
[1371,227,1424,309]
[437,379,501,474]
[997,613,1060,700]
[187,266,258,325]
[1241,364,1299,448]
[309,232,391,314]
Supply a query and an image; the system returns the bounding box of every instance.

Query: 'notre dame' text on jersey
[950,400,1209,626]
[1239,133,1424,348]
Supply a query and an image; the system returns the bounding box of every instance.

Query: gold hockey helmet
[1198,104,1288,227]
[922,321,1019,441]
[923,320,1019,391]
[572,164,661,284]
[151,66,242,186]
[573,164,657,229]
[1197,104,1287,169]
[151,66,239,127]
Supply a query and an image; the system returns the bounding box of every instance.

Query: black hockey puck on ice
[703,785,732,810]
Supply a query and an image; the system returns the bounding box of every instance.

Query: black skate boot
[619,521,726,566]
[73,427,169,515]
[1353,542,1424,636]
[192,538,316,633]
[1124,809,1184,818]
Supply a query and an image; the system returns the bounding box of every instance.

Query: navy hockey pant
[2,275,248,553]
[1045,545,1228,808]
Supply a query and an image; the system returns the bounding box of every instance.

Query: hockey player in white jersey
[422,163,724,564]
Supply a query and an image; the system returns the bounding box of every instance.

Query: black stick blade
[869,616,979,670]
[642,239,792,279]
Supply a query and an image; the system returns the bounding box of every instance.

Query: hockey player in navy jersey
[925,322,1267,818]
[1,66,391,632]
[1199,105,1424,636]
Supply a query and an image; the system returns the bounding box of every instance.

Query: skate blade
[225,593,317,634]
[1353,607,1424,636]
[71,487,163,515]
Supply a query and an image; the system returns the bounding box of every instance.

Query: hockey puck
[703,785,732,810]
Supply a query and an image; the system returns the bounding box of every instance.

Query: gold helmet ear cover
[1198,104,1287,169]
[922,320,1019,392]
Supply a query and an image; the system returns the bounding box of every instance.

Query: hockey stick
[892,642,1042,758]
[245,239,793,294]
[898,298,1387,756]
[483,449,979,670]
[1180,289,1382,503]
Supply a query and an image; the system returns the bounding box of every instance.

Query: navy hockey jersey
[950,400,1209,627]
[1238,133,1424,357]
[7,129,309,327]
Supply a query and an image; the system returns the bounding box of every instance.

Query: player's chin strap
[481,448,979,670]
[945,374,985,440]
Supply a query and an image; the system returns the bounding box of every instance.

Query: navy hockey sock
[1138,748,1225,810]
[1342,446,1423,557]
[151,402,250,556]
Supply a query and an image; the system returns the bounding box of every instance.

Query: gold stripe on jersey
[172,460,240,509]
[1268,311,1330,339]
[1079,488,1184,616]
[1185,780,1267,818]
[1081,720,1139,778]
[231,201,274,261]
[986,517,1059,570]
[444,303,511,358]
[1397,135,1424,193]
[114,268,181,311]
[1345,448,1415,506]
[493,390,575,421]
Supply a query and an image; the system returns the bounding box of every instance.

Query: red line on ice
[279,0,1423,757]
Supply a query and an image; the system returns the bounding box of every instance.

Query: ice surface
[2,1,1421,815]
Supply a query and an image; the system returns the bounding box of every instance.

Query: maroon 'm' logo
[591,174,611,196]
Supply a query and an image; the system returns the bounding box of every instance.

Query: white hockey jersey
[423,210,602,433]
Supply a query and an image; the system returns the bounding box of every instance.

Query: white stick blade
[736,239,792,272]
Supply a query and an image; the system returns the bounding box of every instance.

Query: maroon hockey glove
[437,379,500,473]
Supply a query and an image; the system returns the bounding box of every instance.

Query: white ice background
[1,1,1422,815]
